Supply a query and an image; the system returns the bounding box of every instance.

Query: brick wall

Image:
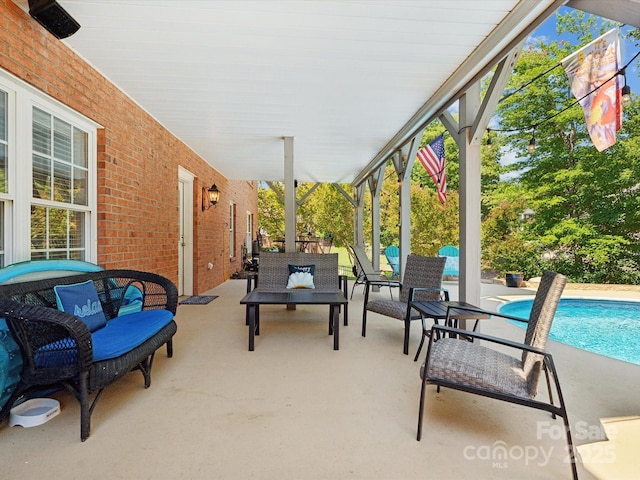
[0,1,257,293]
[196,180,259,293]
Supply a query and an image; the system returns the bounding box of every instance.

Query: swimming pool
[498,298,640,366]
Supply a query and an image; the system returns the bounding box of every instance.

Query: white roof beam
[353,0,568,188]
[439,111,459,144]
[568,0,640,28]
[470,41,525,145]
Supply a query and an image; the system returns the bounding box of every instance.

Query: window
[245,211,253,253]
[0,70,98,266]
[229,202,236,258]
[31,108,89,260]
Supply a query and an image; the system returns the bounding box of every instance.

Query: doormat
[179,295,218,305]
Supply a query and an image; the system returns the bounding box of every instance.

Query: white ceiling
[18,0,565,183]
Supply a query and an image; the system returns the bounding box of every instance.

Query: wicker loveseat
[0,269,178,441]
[247,252,346,296]
[244,252,349,333]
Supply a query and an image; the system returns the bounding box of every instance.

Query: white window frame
[245,211,253,254]
[0,68,100,265]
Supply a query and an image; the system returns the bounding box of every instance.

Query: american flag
[416,134,447,204]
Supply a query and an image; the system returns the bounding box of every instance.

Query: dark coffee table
[410,300,490,360]
[240,290,348,351]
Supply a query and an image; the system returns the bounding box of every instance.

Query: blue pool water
[498,298,640,366]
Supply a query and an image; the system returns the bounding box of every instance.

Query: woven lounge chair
[417,270,578,480]
[362,254,447,355]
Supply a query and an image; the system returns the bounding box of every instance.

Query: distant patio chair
[438,245,459,277]
[362,254,447,354]
[349,245,397,299]
[416,270,578,480]
[384,245,400,279]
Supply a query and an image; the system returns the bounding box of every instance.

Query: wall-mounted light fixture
[28,0,81,39]
[201,184,220,211]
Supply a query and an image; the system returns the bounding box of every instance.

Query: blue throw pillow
[54,280,107,332]
[117,285,144,316]
[286,264,315,289]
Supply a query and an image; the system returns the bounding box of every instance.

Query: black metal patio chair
[416,270,578,480]
[362,254,447,355]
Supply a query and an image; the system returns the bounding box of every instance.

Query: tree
[408,120,500,254]
[410,187,459,256]
[491,11,640,283]
[257,182,285,243]
[297,183,355,249]
[258,182,355,250]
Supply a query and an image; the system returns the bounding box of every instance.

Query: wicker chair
[362,254,447,355]
[0,269,178,441]
[417,270,578,480]
[252,252,342,292]
[245,251,348,330]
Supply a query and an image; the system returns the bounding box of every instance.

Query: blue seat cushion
[34,338,79,368]
[91,310,174,362]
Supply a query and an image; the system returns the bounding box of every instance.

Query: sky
[440,7,637,179]
[448,7,640,114]
[531,6,640,93]
[494,7,639,179]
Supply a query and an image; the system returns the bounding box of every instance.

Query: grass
[332,246,393,279]
[333,246,351,267]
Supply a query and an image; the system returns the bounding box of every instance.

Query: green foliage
[410,186,459,256]
[376,164,400,248]
[484,235,543,279]
[258,182,354,250]
[480,190,542,279]
[257,183,285,241]
[297,183,355,249]
[487,11,640,284]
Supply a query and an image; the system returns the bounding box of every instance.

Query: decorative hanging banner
[561,28,622,152]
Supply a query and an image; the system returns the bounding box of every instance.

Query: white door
[178,167,195,296]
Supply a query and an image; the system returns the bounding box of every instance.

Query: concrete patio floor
[1,278,639,479]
